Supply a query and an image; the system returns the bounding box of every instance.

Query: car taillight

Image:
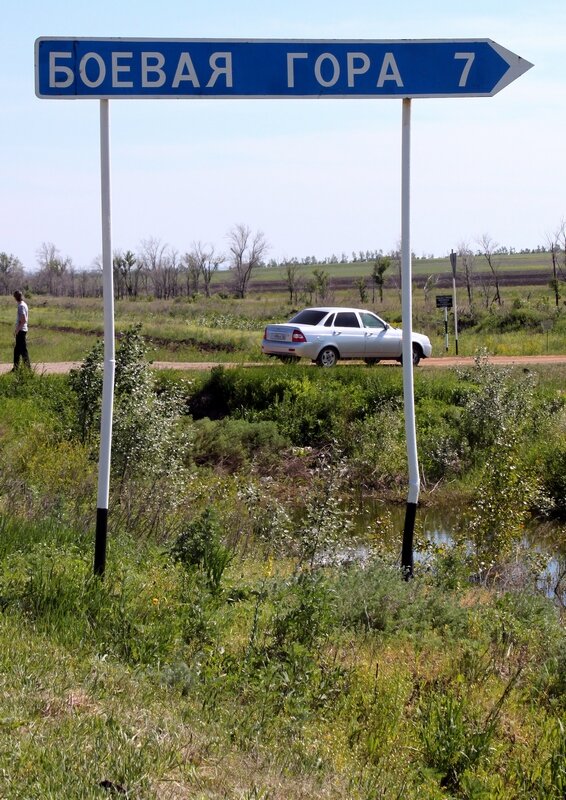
[292,329,307,343]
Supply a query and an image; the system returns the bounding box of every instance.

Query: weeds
[171,507,233,593]
[0,346,565,797]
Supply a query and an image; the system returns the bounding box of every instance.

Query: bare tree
[227,224,268,299]
[163,249,181,299]
[423,273,439,310]
[457,241,475,309]
[183,251,201,296]
[35,242,73,296]
[76,267,102,298]
[184,242,223,297]
[477,233,503,306]
[547,220,566,308]
[138,238,180,299]
[389,246,402,304]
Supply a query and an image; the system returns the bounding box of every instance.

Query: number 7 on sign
[455,52,475,87]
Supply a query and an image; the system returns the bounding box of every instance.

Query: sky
[1,0,565,271]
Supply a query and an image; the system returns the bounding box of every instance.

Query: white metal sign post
[35,38,532,578]
[93,99,114,576]
[399,98,419,579]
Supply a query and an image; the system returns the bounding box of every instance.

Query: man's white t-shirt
[16,300,29,333]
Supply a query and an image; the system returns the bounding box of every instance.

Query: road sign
[436,295,453,308]
[35,38,533,100]
[449,250,457,277]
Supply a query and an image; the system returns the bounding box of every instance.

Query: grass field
[0,347,565,798]
[231,251,553,285]
[2,261,565,365]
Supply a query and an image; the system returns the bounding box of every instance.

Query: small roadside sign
[436,295,453,308]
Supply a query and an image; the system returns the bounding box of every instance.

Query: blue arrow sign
[35,38,532,99]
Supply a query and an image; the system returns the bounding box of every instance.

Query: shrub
[458,352,539,454]
[416,396,468,481]
[69,327,190,535]
[171,508,232,593]
[335,559,469,638]
[464,434,541,573]
[268,572,336,653]
[476,306,546,333]
[538,440,566,519]
[292,455,353,569]
[188,366,404,448]
[191,417,288,470]
[345,403,408,490]
[68,340,103,444]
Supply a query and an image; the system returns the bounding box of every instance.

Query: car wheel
[364,358,380,366]
[399,344,423,366]
[316,347,338,367]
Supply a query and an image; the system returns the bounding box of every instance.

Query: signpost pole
[94,98,115,578]
[400,98,419,580]
[444,307,449,351]
[450,249,459,355]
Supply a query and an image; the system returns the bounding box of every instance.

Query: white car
[262,306,432,367]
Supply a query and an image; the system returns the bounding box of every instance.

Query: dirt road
[1,355,566,375]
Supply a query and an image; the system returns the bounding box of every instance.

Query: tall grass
[0,348,565,797]
[0,514,564,799]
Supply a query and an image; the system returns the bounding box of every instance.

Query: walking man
[13,290,31,370]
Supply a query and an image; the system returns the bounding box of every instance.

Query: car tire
[398,344,423,366]
[364,358,380,366]
[316,347,338,367]
[412,344,423,366]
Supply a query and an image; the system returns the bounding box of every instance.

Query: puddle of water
[342,499,566,602]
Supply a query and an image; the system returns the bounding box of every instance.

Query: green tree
[312,268,330,303]
[0,252,24,294]
[285,261,300,305]
[356,275,368,304]
[113,249,138,299]
[371,256,390,303]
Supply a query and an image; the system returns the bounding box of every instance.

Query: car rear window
[288,310,328,325]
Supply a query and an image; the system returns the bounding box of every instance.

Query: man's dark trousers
[13,331,30,369]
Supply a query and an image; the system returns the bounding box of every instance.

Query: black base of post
[94,507,108,577]
[401,502,417,580]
